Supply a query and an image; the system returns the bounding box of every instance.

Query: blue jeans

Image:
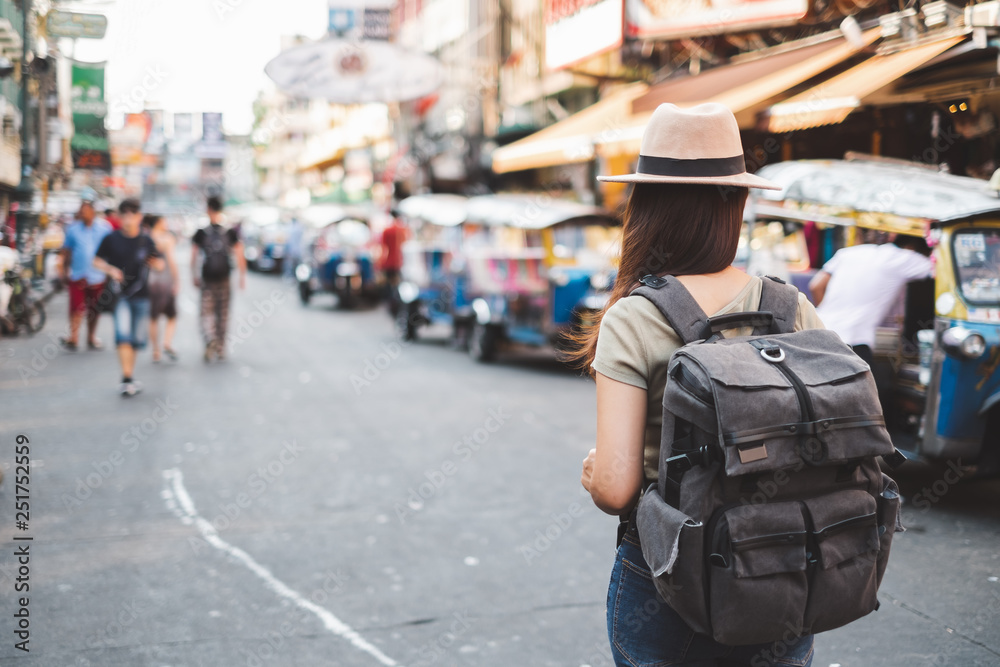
[113,297,151,349]
[607,526,814,667]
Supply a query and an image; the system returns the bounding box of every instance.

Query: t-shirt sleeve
[62,227,75,252]
[147,237,162,258]
[95,235,112,262]
[592,299,649,389]
[821,249,843,275]
[794,292,825,332]
[227,228,240,246]
[192,229,204,247]
[897,251,934,281]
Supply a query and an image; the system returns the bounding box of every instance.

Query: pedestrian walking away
[191,195,246,362]
[283,214,304,280]
[574,104,826,666]
[143,214,180,362]
[92,198,164,397]
[60,191,112,350]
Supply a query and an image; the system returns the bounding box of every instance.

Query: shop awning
[490,83,648,174]
[299,147,346,172]
[767,34,966,133]
[598,30,880,158]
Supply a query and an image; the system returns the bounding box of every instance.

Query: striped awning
[597,30,880,158]
[767,34,966,133]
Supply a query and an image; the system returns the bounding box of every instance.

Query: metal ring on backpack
[760,347,785,363]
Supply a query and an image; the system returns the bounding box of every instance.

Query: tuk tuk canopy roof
[299,204,370,228]
[230,204,283,227]
[398,194,469,227]
[755,159,1000,226]
[465,194,616,230]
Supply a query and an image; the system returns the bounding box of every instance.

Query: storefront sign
[625,0,808,40]
[196,112,226,160]
[545,0,624,71]
[329,2,394,40]
[70,61,111,171]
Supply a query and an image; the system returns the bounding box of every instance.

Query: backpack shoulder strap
[629,275,709,345]
[757,276,799,335]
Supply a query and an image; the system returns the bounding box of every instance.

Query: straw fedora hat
[598,103,780,190]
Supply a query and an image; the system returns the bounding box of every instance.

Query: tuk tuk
[393,194,472,343]
[295,206,377,308]
[751,157,1000,474]
[231,204,284,272]
[461,194,620,361]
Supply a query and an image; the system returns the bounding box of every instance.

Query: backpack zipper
[771,359,815,423]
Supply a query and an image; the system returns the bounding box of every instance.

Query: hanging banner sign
[46,11,108,40]
[70,61,111,171]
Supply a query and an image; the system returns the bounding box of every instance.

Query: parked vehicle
[751,157,1000,474]
[0,258,45,336]
[393,194,472,343]
[460,194,620,361]
[234,205,284,272]
[295,209,377,308]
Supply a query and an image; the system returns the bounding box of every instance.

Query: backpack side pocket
[635,488,709,637]
[875,473,903,587]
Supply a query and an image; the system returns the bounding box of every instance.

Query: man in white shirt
[809,235,934,365]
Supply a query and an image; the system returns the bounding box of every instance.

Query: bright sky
[65,0,329,135]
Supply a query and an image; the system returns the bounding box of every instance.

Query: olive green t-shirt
[591,276,825,483]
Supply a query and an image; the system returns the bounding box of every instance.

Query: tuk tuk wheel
[298,283,312,305]
[469,323,498,362]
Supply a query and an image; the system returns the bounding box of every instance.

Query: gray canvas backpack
[631,274,905,646]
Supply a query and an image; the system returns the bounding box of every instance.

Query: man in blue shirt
[60,193,112,350]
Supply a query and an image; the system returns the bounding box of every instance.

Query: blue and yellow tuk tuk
[394,194,473,343]
[751,157,1000,473]
[461,195,620,361]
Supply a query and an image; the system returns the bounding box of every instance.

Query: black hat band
[636,154,746,178]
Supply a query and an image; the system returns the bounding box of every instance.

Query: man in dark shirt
[191,196,246,361]
[94,198,164,396]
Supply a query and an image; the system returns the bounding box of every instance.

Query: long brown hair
[568,183,749,371]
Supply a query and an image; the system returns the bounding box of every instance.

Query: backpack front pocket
[802,490,880,633]
[707,501,808,646]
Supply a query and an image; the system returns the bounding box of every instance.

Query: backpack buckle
[759,345,785,363]
[639,274,668,289]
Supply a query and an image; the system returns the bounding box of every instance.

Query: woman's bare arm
[582,373,647,516]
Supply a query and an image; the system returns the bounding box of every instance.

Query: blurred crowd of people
[57,192,246,396]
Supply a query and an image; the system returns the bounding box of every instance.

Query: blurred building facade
[485,0,1000,209]
[0,0,25,226]
[253,33,393,210]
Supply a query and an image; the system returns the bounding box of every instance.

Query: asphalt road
[1,258,999,667]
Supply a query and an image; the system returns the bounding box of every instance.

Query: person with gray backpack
[574,104,904,666]
[191,196,246,362]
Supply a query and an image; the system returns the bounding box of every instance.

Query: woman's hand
[581,448,597,492]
